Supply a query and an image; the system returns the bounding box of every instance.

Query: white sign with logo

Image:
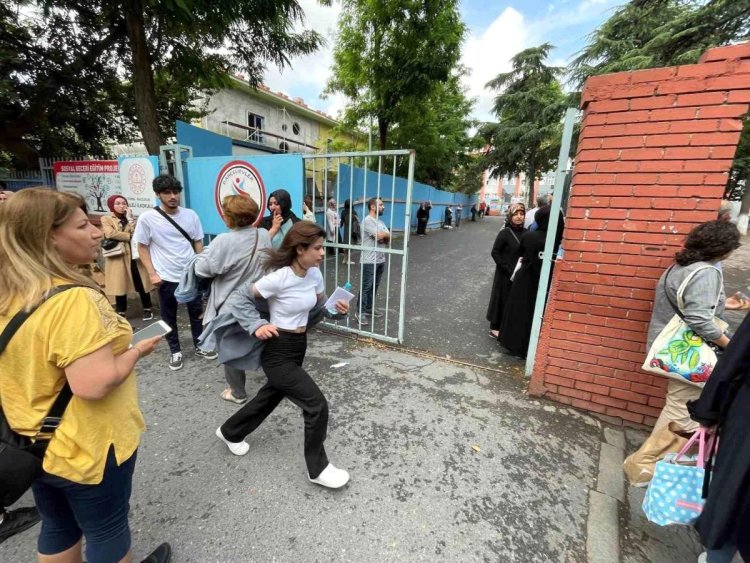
[214,160,267,226]
[119,157,158,217]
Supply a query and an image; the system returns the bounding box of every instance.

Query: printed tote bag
[642,265,727,387]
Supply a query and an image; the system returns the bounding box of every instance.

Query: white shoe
[215,427,249,456]
[309,463,350,488]
[697,553,707,563]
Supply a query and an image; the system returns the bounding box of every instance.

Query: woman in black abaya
[498,205,552,358]
[486,203,525,338]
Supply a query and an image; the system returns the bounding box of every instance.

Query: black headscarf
[259,189,300,229]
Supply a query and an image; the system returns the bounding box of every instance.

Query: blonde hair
[0,188,101,313]
[222,194,259,229]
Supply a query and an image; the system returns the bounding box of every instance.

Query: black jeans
[115,260,152,314]
[416,219,427,235]
[220,332,329,478]
[157,280,203,354]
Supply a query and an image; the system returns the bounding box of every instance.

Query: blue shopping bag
[642,428,715,526]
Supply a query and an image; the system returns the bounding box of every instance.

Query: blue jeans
[158,280,204,353]
[358,262,384,315]
[31,447,137,562]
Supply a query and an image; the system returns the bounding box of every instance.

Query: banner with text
[53,161,120,214]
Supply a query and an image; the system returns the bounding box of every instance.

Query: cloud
[261,0,342,117]
[461,7,530,123]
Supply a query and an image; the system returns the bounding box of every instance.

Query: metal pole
[525,108,578,377]
[398,150,415,344]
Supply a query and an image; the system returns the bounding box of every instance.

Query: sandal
[489,330,499,339]
[220,388,247,404]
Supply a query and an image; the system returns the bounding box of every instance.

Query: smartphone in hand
[132,320,172,344]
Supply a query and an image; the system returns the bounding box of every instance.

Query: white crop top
[254,266,325,330]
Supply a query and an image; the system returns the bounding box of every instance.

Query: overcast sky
[261,0,626,123]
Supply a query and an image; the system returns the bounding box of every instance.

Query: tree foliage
[387,69,480,189]
[481,43,570,208]
[0,3,135,168]
[571,0,750,210]
[326,0,465,152]
[1,1,323,166]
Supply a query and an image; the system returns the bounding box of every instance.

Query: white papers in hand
[324,286,355,312]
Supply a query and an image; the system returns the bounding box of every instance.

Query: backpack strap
[0,285,82,439]
[154,206,197,252]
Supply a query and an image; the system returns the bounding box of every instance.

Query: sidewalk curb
[587,426,626,563]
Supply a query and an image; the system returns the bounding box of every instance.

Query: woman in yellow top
[0,189,169,563]
[101,195,154,321]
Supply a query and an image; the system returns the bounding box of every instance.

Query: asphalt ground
[1,330,602,562]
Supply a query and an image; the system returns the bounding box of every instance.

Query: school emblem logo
[126,163,147,194]
[214,161,266,226]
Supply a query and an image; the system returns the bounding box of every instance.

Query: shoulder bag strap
[0,285,83,438]
[664,264,721,320]
[154,206,196,252]
[506,228,520,245]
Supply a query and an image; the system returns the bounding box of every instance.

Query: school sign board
[184,154,304,236]
[54,160,120,214]
[53,157,159,216]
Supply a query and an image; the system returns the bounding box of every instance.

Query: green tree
[0,4,135,168]
[387,70,479,188]
[326,0,465,151]
[571,0,750,230]
[1,1,323,164]
[481,43,569,208]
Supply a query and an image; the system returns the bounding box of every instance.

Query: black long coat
[498,228,547,358]
[688,311,750,558]
[486,226,524,327]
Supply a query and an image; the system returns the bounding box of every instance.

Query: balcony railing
[220,121,320,153]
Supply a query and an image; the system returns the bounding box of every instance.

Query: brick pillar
[529,43,750,426]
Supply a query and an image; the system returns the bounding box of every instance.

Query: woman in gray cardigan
[195,195,271,403]
[643,220,740,435]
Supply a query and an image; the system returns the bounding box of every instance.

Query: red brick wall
[529,43,750,426]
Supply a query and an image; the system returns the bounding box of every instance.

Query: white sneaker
[308,463,350,488]
[215,427,249,456]
[168,352,183,371]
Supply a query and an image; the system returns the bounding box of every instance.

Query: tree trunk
[738,171,750,235]
[123,0,163,155]
[378,117,389,151]
[526,152,537,209]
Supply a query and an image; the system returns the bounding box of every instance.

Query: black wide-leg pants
[220,332,330,479]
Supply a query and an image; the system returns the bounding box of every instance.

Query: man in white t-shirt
[357,197,389,325]
[133,174,216,371]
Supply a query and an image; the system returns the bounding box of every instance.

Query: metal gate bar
[303,150,415,345]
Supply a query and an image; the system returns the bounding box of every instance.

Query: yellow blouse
[0,285,145,484]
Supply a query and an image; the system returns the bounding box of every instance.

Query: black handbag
[101,238,119,251]
[0,285,79,506]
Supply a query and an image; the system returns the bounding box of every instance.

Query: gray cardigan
[646,261,726,349]
[194,227,271,325]
[197,280,343,371]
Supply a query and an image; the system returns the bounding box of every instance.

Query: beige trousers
[651,379,702,434]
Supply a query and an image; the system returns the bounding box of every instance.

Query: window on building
[279,142,290,153]
[281,123,288,132]
[247,112,265,143]
[292,122,301,135]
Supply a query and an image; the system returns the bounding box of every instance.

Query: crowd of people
[2,179,749,561]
